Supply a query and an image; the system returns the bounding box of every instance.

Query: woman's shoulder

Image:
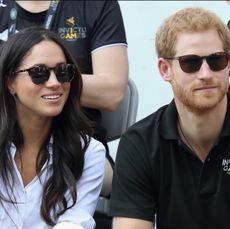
[84,137,106,161]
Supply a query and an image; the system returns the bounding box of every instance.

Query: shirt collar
[9,136,54,165]
[159,92,230,140]
[219,92,230,137]
[159,99,179,140]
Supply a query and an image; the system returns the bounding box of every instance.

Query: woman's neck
[17,112,52,149]
[16,1,51,13]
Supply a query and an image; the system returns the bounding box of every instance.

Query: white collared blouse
[0,137,105,229]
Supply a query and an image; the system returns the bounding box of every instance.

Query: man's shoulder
[128,104,169,132]
[121,104,169,147]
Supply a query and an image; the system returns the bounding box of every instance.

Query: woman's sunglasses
[165,52,230,73]
[14,63,76,85]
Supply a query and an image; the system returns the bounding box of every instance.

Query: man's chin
[186,97,225,114]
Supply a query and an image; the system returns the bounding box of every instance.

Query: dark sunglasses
[14,63,76,84]
[165,52,229,73]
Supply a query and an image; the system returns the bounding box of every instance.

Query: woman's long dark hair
[0,27,93,225]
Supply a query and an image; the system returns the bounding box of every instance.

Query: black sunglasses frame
[14,63,76,85]
[165,52,230,73]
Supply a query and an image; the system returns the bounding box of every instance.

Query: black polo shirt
[110,94,230,229]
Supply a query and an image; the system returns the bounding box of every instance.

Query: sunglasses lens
[178,55,202,73]
[28,65,49,84]
[55,64,75,82]
[24,64,75,84]
[206,53,228,71]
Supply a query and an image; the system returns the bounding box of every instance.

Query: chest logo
[57,17,87,41]
[222,159,230,174]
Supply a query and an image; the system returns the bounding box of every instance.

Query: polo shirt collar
[220,92,230,137]
[159,92,230,140]
[159,99,179,140]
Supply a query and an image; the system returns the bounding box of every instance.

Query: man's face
[170,29,229,114]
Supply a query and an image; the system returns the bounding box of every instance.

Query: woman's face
[8,40,71,120]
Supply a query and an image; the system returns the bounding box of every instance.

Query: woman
[0,1,128,202]
[0,27,105,229]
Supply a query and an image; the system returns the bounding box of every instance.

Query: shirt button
[207,157,211,162]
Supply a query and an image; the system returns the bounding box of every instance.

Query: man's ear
[158,58,172,82]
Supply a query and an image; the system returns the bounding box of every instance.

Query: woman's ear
[158,57,172,82]
[7,79,16,95]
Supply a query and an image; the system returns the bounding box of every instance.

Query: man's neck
[16,1,51,13]
[175,95,227,161]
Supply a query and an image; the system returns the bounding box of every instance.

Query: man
[0,1,128,228]
[109,7,230,229]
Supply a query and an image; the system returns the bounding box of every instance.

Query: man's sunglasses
[14,63,76,85]
[165,52,230,73]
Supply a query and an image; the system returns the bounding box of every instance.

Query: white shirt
[0,138,105,229]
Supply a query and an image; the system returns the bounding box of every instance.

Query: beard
[171,75,228,114]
